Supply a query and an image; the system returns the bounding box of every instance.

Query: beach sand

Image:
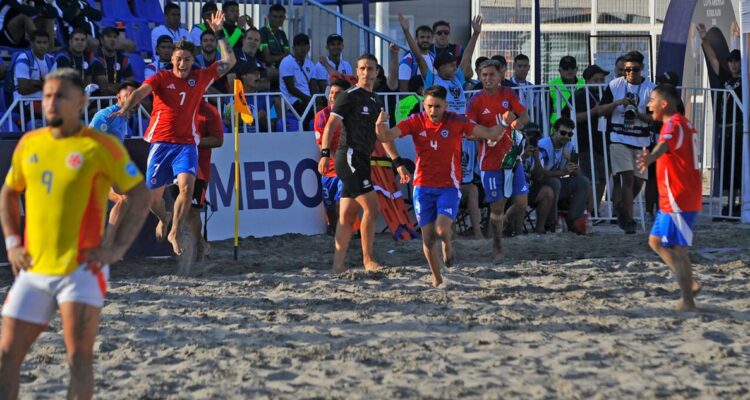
[3,220,750,399]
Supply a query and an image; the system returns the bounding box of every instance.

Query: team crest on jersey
[99,123,108,132]
[491,191,498,198]
[66,152,84,170]
[187,78,196,87]
[440,129,449,138]
[502,100,509,108]
[125,162,138,177]
[449,86,461,99]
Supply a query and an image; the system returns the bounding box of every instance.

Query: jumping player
[466,59,529,261]
[638,84,703,312]
[0,68,150,399]
[376,85,503,287]
[113,11,236,256]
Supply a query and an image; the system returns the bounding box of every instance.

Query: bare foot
[155,211,172,242]
[443,253,454,269]
[432,275,443,287]
[493,250,505,263]
[364,261,383,272]
[332,264,348,274]
[692,281,702,296]
[167,230,183,256]
[677,299,699,312]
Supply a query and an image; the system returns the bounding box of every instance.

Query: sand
[2,220,750,399]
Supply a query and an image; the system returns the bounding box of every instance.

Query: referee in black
[318,53,385,273]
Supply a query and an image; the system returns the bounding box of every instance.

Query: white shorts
[2,263,109,325]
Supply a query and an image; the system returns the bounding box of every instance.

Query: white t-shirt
[424,69,466,114]
[398,51,435,80]
[151,25,190,56]
[279,54,316,105]
[314,57,353,81]
[13,52,56,100]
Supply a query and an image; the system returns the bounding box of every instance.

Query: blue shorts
[650,211,698,247]
[145,142,198,189]
[321,176,343,210]
[481,163,529,203]
[413,186,461,227]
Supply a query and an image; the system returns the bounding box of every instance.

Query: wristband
[215,30,227,40]
[5,235,20,251]
[392,157,404,169]
[320,148,331,157]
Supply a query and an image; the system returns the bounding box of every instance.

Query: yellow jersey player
[0,68,150,399]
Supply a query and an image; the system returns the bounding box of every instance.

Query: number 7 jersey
[4,127,144,276]
[657,113,702,213]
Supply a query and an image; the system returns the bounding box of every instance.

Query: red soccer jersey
[314,106,341,178]
[196,101,224,181]
[144,63,219,144]
[656,113,702,213]
[397,111,477,188]
[466,88,525,171]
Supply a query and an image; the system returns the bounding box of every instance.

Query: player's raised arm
[211,10,237,77]
[112,83,153,117]
[459,16,482,79]
[398,13,428,78]
[375,110,403,142]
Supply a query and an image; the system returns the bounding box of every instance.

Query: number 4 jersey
[143,63,219,144]
[657,113,702,213]
[4,127,144,275]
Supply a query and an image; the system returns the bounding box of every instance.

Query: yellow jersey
[4,127,144,276]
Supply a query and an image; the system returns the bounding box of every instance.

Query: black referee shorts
[334,149,373,198]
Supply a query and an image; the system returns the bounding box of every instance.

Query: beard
[49,117,64,127]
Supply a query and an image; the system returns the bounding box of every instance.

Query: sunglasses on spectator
[435,30,450,36]
[557,129,575,137]
[624,67,641,73]
[560,66,576,71]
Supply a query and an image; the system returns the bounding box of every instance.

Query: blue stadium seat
[100,1,139,21]
[133,0,165,25]
[125,52,146,82]
[275,115,300,132]
[123,20,153,54]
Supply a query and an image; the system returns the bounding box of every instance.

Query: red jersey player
[638,84,703,312]
[467,59,530,261]
[115,11,236,256]
[376,85,502,287]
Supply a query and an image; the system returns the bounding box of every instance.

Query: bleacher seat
[124,20,153,54]
[134,0,165,25]
[275,116,300,132]
[100,1,140,22]
[125,52,146,82]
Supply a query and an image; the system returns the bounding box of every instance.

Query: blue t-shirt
[537,136,574,171]
[89,104,130,141]
[425,69,466,114]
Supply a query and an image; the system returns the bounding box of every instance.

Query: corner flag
[233,79,254,125]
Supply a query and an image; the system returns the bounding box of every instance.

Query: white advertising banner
[205,132,327,239]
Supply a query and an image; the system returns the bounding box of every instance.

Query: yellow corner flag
[233,79,254,125]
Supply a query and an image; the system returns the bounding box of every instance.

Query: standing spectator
[195,30,228,94]
[509,53,533,86]
[90,27,135,96]
[151,3,189,58]
[431,20,463,63]
[396,75,424,123]
[221,1,251,51]
[8,30,55,119]
[259,4,289,84]
[614,55,626,78]
[549,55,584,125]
[314,33,353,90]
[145,35,174,80]
[465,56,488,89]
[279,33,319,118]
[398,24,434,92]
[55,28,94,86]
[189,1,218,47]
[0,0,56,49]
[600,50,655,234]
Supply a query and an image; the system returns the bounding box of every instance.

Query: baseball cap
[524,122,541,133]
[326,33,343,44]
[655,71,680,86]
[582,65,609,80]
[727,49,741,61]
[101,26,119,37]
[490,55,507,66]
[559,55,577,69]
[433,51,457,70]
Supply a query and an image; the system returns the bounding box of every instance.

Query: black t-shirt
[233,48,266,77]
[563,89,604,155]
[55,50,92,80]
[90,52,134,84]
[332,86,382,155]
[718,67,742,125]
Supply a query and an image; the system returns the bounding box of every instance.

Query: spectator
[522,122,557,234]
[195,30,228,94]
[228,27,266,84]
[396,75,424,123]
[7,29,55,121]
[279,33,319,119]
[549,55,584,125]
[0,0,56,49]
[151,3,190,58]
[55,0,120,52]
[314,33,353,90]
[431,20,463,63]
[89,80,139,141]
[55,28,94,86]
[259,3,289,82]
[534,117,591,234]
[398,24,434,92]
[90,27,135,96]
[465,56,488,89]
[614,55,626,78]
[222,1,251,51]
[229,62,272,132]
[600,50,655,234]
[509,53,532,86]
[189,2,218,47]
[145,35,174,80]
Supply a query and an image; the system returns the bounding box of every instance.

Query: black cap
[559,55,577,69]
[433,51,457,70]
[727,49,741,61]
[326,33,343,44]
[490,55,507,66]
[101,27,119,37]
[156,35,174,46]
[293,33,310,46]
[655,71,680,86]
[524,122,541,133]
[582,65,609,80]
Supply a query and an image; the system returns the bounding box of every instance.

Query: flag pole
[233,95,240,261]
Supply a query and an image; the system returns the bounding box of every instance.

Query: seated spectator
[259,4,290,85]
[228,27,266,84]
[55,28,94,86]
[145,35,174,80]
[189,1,218,47]
[398,23,434,91]
[225,62,272,132]
[90,27,136,96]
[529,117,592,234]
[151,2,190,58]
[522,123,556,234]
[55,0,128,53]
[195,30,228,94]
[279,33,319,119]
[7,30,56,118]
[314,33,353,90]
[222,1,252,51]
[0,1,57,49]
[431,20,463,64]
[396,75,424,123]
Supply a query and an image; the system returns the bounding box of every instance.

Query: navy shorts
[145,142,198,189]
[413,186,461,227]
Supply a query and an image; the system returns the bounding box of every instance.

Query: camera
[528,136,539,147]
